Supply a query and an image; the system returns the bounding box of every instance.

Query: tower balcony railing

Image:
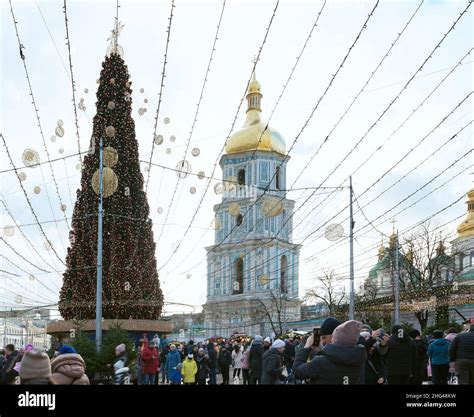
[223,184,285,200]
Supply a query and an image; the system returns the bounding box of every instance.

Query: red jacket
[141,346,159,374]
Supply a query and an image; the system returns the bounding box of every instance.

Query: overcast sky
[1,0,472,319]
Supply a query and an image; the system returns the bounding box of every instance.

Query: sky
[0,0,472,320]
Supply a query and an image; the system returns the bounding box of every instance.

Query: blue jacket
[427,338,450,365]
[165,350,181,374]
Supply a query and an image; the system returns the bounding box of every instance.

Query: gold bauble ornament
[262,197,283,217]
[229,202,240,216]
[91,167,118,198]
[103,147,118,167]
[33,186,41,194]
[108,101,115,110]
[17,172,27,181]
[105,126,116,138]
[211,217,221,230]
[259,275,269,285]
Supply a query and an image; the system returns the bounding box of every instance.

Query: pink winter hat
[332,320,362,347]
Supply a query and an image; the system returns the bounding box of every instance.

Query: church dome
[457,188,474,238]
[225,71,286,155]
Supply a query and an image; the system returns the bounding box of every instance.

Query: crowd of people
[130,319,474,385]
[1,319,473,385]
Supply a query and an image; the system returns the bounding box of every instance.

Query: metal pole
[349,176,355,320]
[2,311,7,347]
[95,137,104,353]
[394,230,400,325]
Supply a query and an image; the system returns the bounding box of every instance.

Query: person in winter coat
[141,341,159,385]
[165,344,182,385]
[19,349,54,385]
[382,325,417,384]
[360,329,387,385]
[444,328,458,380]
[50,345,90,385]
[2,344,19,384]
[263,337,271,352]
[113,343,129,385]
[207,342,218,385]
[365,342,386,384]
[241,346,250,385]
[427,330,450,385]
[218,346,232,385]
[159,345,169,384]
[182,353,198,385]
[185,340,194,355]
[408,329,428,384]
[283,339,296,374]
[261,339,286,385]
[232,345,243,381]
[449,324,474,385]
[248,335,264,385]
[195,348,209,385]
[293,320,367,385]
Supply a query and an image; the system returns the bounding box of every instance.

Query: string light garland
[9,0,71,232]
[145,0,176,193]
[1,133,66,266]
[63,0,83,164]
[158,0,227,242]
[156,0,281,270]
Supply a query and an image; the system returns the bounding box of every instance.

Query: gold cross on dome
[390,218,397,234]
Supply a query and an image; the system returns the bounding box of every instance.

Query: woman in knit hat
[19,349,54,385]
[113,343,129,385]
[51,345,90,385]
[261,339,286,385]
[293,320,367,384]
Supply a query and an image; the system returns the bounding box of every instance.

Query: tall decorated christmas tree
[59,32,163,320]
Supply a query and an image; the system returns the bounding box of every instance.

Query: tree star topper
[106,20,125,57]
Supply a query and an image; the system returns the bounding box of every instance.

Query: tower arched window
[238,169,246,186]
[275,167,280,190]
[234,258,244,295]
[280,255,288,293]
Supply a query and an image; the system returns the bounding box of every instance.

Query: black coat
[449,330,474,361]
[261,348,284,385]
[248,342,264,377]
[207,348,218,369]
[283,342,296,367]
[365,349,386,384]
[159,348,168,365]
[196,355,210,380]
[2,351,19,384]
[411,338,428,384]
[293,344,367,385]
[218,350,232,368]
[382,335,417,377]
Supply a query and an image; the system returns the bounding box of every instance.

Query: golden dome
[225,71,286,155]
[457,188,474,238]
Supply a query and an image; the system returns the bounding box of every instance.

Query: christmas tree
[59,48,163,320]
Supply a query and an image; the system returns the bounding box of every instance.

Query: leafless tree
[256,289,292,337]
[398,221,457,330]
[304,270,347,317]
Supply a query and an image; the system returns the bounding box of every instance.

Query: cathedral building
[364,186,474,325]
[203,72,301,338]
